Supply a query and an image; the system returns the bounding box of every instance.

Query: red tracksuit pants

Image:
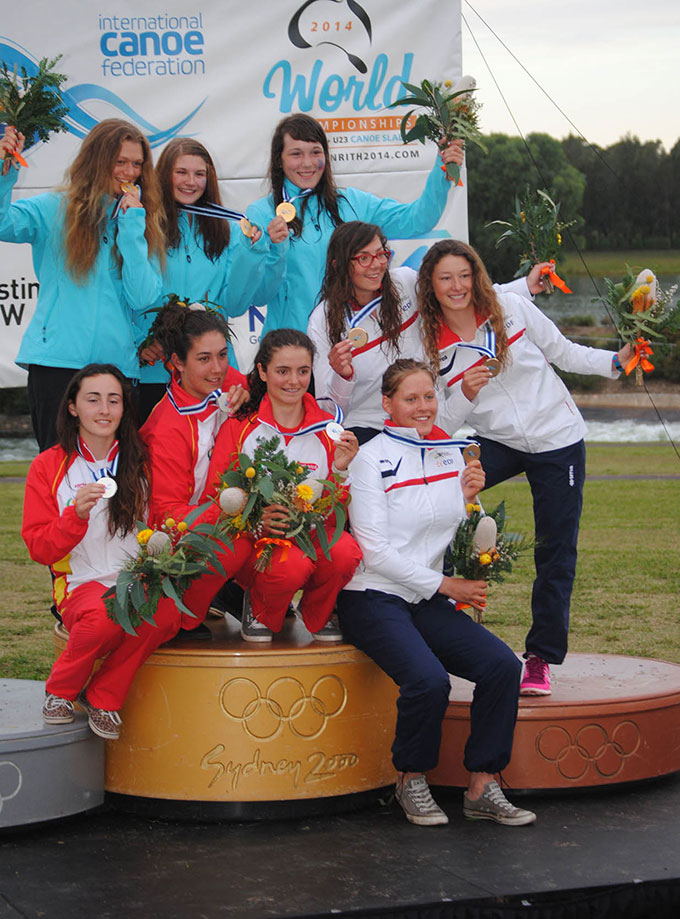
[182,528,362,634]
[46,581,180,711]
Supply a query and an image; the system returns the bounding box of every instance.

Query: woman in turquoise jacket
[246,113,463,336]
[135,138,285,422]
[0,120,166,450]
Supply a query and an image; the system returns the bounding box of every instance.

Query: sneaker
[520,654,551,695]
[463,780,536,826]
[42,692,75,724]
[240,591,273,643]
[311,614,343,643]
[77,691,122,740]
[395,774,449,826]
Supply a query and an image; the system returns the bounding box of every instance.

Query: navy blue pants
[477,436,586,665]
[337,589,521,775]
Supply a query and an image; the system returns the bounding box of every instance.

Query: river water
[2,273,678,462]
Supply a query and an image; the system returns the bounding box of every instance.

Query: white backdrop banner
[0,0,465,385]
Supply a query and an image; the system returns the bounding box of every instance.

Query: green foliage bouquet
[388,75,485,184]
[0,55,69,172]
[103,509,227,635]
[487,188,575,293]
[595,267,679,383]
[444,502,534,621]
[212,435,348,572]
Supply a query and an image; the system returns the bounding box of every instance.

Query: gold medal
[120,182,140,199]
[463,443,481,465]
[347,327,369,348]
[484,357,501,377]
[276,201,297,223]
[239,216,255,237]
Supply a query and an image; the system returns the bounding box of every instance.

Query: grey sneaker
[240,590,273,642]
[463,780,536,826]
[77,691,122,740]
[395,774,449,826]
[311,614,343,642]
[42,692,75,724]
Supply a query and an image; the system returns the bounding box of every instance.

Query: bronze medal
[276,201,297,222]
[463,443,481,465]
[484,357,501,377]
[347,327,369,348]
[120,182,140,199]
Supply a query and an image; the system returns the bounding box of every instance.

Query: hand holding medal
[328,339,355,381]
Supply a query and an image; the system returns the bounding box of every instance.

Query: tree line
[466,133,680,281]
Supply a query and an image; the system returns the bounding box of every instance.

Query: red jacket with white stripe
[21,445,140,606]
[437,291,618,452]
[202,392,339,505]
[140,366,247,526]
[344,423,467,603]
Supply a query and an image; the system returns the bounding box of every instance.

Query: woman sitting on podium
[201,328,362,643]
[336,358,536,827]
[22,364,180,741]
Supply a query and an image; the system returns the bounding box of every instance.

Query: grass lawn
[561,249,680,276]
[1,443,679,681]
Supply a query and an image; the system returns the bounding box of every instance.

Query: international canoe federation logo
[536,720,641,781]
[288,0,372,73]
[0,37,203,148]
[220,674,347,741]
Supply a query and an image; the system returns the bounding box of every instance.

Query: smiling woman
[0,120,165,451]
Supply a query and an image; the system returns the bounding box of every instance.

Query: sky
[460,0,679,151]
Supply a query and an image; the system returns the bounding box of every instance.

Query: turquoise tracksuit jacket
[246,158,452,336]
[0,168,161,380]
[135,211,275,382]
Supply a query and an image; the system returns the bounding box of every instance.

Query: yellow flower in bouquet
[137,528,153,545]
[296,483,314,502]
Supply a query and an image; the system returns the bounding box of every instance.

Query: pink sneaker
[520,654,551,695]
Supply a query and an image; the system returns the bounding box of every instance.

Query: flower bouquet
[487,188,575,294]
[103,509,228,635]
[211,435,348,572]
[443,501,534,622]
[594,267,679,385]
[138,292,228,365]
[0,55,69,173]
[388,74,485,185]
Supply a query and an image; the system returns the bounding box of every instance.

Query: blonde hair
[62,119,166,279]
[382,358,437,398]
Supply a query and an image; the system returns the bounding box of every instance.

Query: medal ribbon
[180,201,247,223]
[111,184,142,220]
[76,437,120,481]
[167,386,222,416]
[259,402,344,439]
[348,294,382,330]
[452,321,497,361]
[282,187,313,206]
[383,428,477,451]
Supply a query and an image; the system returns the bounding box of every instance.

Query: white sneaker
[240,591,273,642]
[395,774,449,826]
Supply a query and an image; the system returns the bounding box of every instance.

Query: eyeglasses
[350,249,393,268]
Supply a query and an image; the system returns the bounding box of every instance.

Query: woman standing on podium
[135,138,284,423]
[246,113,463,336]
[0,121,165,450]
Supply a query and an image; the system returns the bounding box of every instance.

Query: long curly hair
[156,138,230,261]
[317,222,403,356]
[56,364,149,537]
[417,240,509,370]
[62,119,166,279]
[237,328,316,420]
[268,113,341,238]
[151,302,231,367]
